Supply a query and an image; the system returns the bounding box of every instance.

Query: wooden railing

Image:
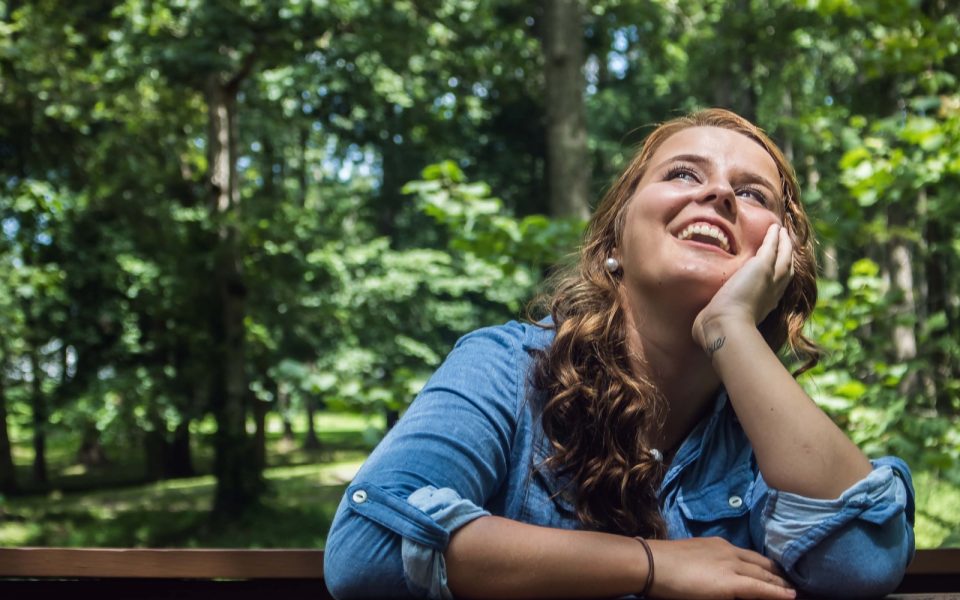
[0,547,955,599]
[895,548,960,595]
[0,548,331,599]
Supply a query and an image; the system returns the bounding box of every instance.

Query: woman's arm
[446,516,795,600]
[325,323,796,599]
[692,224,871,498]
[692,224,913,597]
[704,322,871,497]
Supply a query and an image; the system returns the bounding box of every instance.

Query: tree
[543,0,590,218]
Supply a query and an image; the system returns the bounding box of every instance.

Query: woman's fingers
[735,547,784,574]
[736,577,798,600]
[734,548,793,588]
[736,561,793,589]
[774,226,794,282]
[648,537,796,600]
[756,223,781,265]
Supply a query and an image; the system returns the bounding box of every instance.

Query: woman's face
[618,126,785,312]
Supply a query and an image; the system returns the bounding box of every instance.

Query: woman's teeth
[677,223,731,253]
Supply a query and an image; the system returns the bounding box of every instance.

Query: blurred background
[0,0,957,549]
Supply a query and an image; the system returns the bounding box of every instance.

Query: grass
[1,411,957,549]
[0,457,365,548]
[5,411,385,494]
[0,411,381,548]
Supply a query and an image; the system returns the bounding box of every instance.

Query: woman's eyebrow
[654,153,711,172]
[657,153,779,194]
[737,171,779,195]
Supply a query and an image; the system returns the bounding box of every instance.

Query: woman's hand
[692,224,793,353]
[647,537,796,600]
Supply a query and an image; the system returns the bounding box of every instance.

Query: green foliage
[271,162,582,418]
[807,256,959,473]
[0,0,958,546]
[914,471,960,549]
[405,160,584,271]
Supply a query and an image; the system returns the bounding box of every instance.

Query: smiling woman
[322,109,915,600]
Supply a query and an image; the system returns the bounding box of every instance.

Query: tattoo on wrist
[707,336,726,356]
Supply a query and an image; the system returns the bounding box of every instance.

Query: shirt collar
[660,388,730,492]
[521,317,555,352]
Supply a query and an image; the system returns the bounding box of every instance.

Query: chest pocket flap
[677,465,755,522]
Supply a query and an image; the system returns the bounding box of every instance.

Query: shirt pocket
[676,465,754,546]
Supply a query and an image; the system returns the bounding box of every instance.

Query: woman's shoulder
[451,319,556,356]
[424,320,555,409]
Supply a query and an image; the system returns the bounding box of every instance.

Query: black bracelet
[634,536,655,598]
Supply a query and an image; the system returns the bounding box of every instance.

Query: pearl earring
[604,257,620,273]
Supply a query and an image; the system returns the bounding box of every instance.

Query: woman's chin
[661,266,728,298]
[630,273,725,320]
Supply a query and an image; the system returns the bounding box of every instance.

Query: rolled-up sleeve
[756,457,915,597]
[323,324,524,599]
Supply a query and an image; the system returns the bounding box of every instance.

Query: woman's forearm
[704,317,871,498]
[446,516,796,600]
[445,516,648,599]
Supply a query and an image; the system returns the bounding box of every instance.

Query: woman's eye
[666,167,699,182]
[738,187,768,206]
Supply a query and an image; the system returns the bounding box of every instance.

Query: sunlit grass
[914,470,960,548]
[0,410,377,548]
[2,409,957,550]
[0,455,366,548]
[5,411,384,495]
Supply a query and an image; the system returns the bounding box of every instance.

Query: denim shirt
[324,321,915,599]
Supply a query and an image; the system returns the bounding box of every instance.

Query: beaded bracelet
[634,536,655,598]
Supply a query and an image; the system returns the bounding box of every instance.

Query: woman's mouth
[676,222,732,254]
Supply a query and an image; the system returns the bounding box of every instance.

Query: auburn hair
[530,108,820,538]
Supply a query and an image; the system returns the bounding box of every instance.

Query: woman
[323,109,915,599]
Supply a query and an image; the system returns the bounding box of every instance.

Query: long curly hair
[530,108,820,538]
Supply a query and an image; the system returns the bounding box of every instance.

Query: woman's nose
[698,179,737,219]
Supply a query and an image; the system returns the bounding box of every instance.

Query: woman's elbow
[324,516,408,599]
[324,526,364,599]
[791,519,911,598]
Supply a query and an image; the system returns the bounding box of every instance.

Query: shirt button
[728,495,743,508]
[352,489,368,504]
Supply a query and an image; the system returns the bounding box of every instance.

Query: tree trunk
[27,345,47,487]
[275,380,294,442]
[921,189,954,415]
[303,397,320,450]
[165,421,194,478]
[887,201,918,395]
[805,158,840,280]
[0,363,18,493]
[143,427,164,482]
[543,0,590,219]
[144,419,194,481]
[377,124,405,238]
[76,423,109,468]
[253,397,268,471]
[207,70,262,517]
[712,0,757,122]
[298,127,309,208]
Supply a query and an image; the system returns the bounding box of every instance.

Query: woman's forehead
[648,126,781,183]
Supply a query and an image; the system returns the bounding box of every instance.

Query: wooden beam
[907,548,960,574]
[0,548,324,579]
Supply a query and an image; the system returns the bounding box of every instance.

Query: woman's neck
[622,292,720,452]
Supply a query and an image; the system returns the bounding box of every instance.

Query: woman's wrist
[692,311,754,356]
[634,537,656,597]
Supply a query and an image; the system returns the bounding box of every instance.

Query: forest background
[0,0,958,550]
